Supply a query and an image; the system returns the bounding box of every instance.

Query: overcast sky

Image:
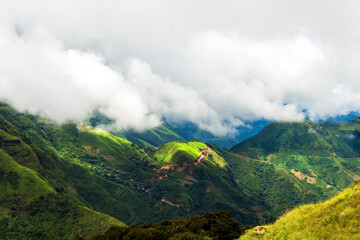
[1,0,360,136]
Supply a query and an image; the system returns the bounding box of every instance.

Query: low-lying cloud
[0,27,231,135]
[1,1,360,136]
[0,27,159,130]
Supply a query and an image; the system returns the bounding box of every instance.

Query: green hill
[4,99,360,239]
[231,120,360,201]
[153,141,208,165]
[0,102,272,239]
[119,122,194,148]
[86,111,194,148]
[0,114,124,239]
[147,141,268,224]
[86,111,236,148]
[240,181,360,239]
[211,145,321,217]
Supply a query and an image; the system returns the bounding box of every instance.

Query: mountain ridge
[231,119,360,200]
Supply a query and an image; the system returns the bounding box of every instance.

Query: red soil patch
[159,148,211,174]
[161,197,182,208]
[290,169,316,184]
[84,145,115,162]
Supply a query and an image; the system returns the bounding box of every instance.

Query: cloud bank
[1,0,360,136]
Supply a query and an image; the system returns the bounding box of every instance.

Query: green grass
[0,193,125,240]
[0,149,55,202]
[152,141,207,165]
[240,181,360,240]
[0,144,124,239]
[85,112,194,148]
[78,124,146,165]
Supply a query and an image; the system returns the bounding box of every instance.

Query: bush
[88,210,247,240]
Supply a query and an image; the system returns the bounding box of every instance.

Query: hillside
[0,102,272,239]
[4,99,360,239]
[145,141,270,224]
[211,145,321,217]
[231,120,360,200]
[0,111,125,239]
[86,111,193,148]
[121,122,194,148]
[240,181,360,239]
[86,111,236,148]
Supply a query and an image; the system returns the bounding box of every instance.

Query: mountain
[0,102,272,239]
[231,120,360,200]
[85,113,359,219]
[240,180,360,239]
[86,111,194,148]
[117,122,194,148]
[3,100,359,239]
[211,145,321,217]
[147,140,273,224]
[86,111,236,149]
[170,121,238,149]
[0,104,125,239]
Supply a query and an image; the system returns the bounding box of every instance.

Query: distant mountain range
[1,102,360,239]
[87,110,360,150]
[86,111,238,149]
[231,120,360,201]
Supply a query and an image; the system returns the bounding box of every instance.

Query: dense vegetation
[231,120,360,202]
[0,102,268,239]
[0,108,124,239]
[211,145,320,217]
[153,141,209,164]
[83,210,253,240]
[2,100,360,239]
[240,181,360,239]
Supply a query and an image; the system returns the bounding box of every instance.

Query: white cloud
[347,134,355,140]
[0,25,228,134]
[0,27,160,130]
[1,0,360,136]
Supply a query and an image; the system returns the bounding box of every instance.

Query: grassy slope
[62,126,272,225]
[5,117,159,224]
[120,121,194,148]
[240,181,360,240]
[86,111,194,148]
[212,145,321,217]
[152,141,207,165]
[0,149,54,202]
[231,120,360,201]
[150,141,271,224]
[0,102,271,235]
[50,121,263,225]
[0,130,124,240]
